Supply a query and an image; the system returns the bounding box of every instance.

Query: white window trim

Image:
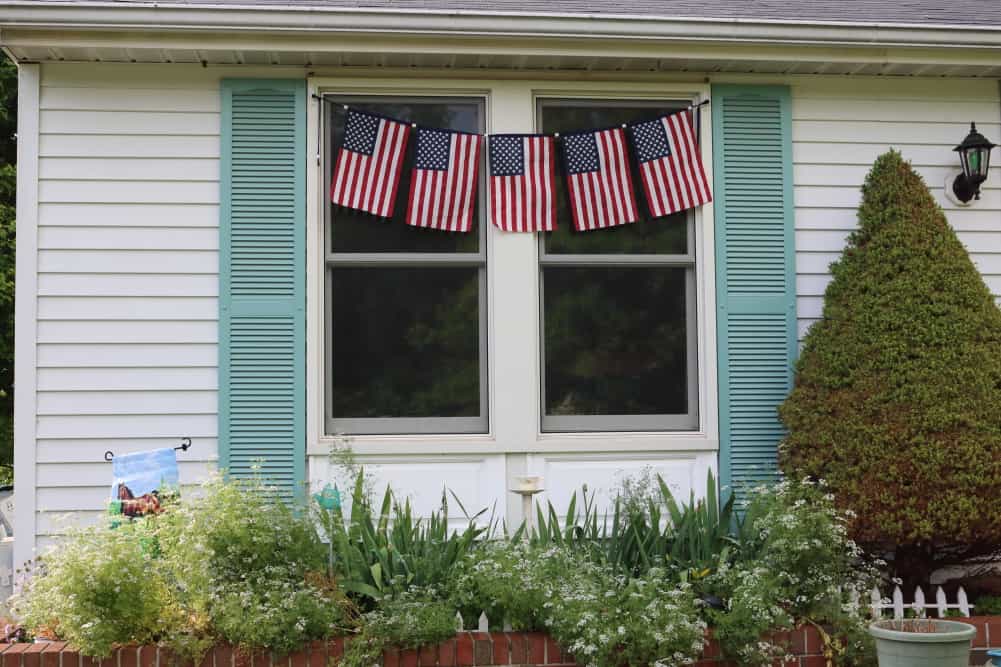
[306,76,718,457]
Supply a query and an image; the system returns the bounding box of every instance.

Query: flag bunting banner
[488,134,557,232]
[321,98,711,234]
[561,127,639,231]
[628,110,712,217]
[330,109,411,218]
[406,127,484,232]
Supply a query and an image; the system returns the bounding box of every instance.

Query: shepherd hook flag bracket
[104,437,192,462]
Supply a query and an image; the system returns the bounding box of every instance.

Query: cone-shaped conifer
[779,150,1001,584]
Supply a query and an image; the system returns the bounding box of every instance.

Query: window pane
[329,101,481,253]
[539,102,688,255]
[330,267,481,419]
[543,267,689,416]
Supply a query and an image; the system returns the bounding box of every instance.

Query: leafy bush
[342,589,458,667]
[452,544,706,667]
[778,150,1001,584]
[449,540,547,630]
[155,475,348,655]
[542,557,705,667]
[11,520,180,657]
[705,480,878,665]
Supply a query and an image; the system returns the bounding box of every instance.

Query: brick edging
[1,618,998,667]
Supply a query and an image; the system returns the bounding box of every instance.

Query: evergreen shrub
[778,150,1001,583]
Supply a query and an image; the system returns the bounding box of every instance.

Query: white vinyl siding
[33,63,223,544]
[790,77,1001,341]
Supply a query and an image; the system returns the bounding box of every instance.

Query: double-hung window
[324,97,488,435]
[537,99,699,433]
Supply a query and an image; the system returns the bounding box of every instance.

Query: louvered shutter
[219,79,306,501]
[711,85,796,504]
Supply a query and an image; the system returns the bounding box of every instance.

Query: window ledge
[309,432,718,456]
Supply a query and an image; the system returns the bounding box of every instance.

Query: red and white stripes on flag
[628,110,712,217]
[406,128,483,232]
[330,109,411,218]
[488,134,557,232]
[561,127,639,231]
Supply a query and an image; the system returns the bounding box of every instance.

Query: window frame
[322,94,490,436]
[536,97,700,433]
[306,76,719,458]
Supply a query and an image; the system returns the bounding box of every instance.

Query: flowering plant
[704,479,880,665]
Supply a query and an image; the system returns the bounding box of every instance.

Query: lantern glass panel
[973,147,992,179]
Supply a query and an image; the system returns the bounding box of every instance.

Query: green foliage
[974,595,1001,615]
[319,472,489,604]
[449,541,549,630]
[10,520,180,658]
[14,473,875,666]
[342,590,457,667]
[705,480,878,665]
[154,475,346,656]
[542,558,705,667]
[0,53,16,481]
[778,150,1001,582]
[452,545,706,667]
[523,470,737,578]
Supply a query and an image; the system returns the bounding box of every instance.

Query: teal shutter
[219,79,306,501]
[712,84,796,504]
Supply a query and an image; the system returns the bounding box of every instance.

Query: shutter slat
[713,85,796,506]
[219,79,306,502]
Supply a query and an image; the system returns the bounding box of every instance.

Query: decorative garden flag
[488,134,557,232]
[109,448,179,518]
[406,128,483,232]
[628,110,712,217]
[330,109,411,218]
[561,127,639,231]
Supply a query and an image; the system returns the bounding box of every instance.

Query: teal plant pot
[987,648,1001,666]
[869,619,976,667]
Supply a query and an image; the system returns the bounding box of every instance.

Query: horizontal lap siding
[791,79,1001,340]
[34,64,222,535]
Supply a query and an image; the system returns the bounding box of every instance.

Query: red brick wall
[2,619,999,667]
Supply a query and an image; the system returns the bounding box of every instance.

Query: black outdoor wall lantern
[951,122,997,203]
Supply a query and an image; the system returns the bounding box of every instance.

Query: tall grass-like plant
[524,470,737,577]
[318,472,490,604]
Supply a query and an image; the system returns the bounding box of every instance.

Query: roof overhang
[3,1,1001,77]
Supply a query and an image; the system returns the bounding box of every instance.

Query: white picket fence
[867,585,973,619]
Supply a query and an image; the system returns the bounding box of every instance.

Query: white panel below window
[308,453,507,529]
[524,451,717,524]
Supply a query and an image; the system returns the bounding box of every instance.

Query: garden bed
[2,622,1000,667]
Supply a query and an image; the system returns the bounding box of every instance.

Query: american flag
[628,110,712,218]
[561,127,639,231]
[330,109,411,218]
[406,127,483,232]
[488,134,557,232]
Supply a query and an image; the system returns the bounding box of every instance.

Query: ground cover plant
[778,150,1001,586]
[11,469,878,667]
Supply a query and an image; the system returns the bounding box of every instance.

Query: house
[2,0,1000,571]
